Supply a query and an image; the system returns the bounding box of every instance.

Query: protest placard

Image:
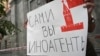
[27,0,88,56]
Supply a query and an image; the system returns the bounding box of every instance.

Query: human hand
[24,19,28,29]
[84,0,95,33]
[84,0,95,14]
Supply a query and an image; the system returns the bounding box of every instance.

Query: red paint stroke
[67,0,84,8]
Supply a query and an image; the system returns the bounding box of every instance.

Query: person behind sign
[85,0,97,56]
[24,0,97,56]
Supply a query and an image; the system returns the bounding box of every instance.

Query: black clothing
[86,39,97,56]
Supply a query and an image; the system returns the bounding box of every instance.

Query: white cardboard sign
[27,0,88,56]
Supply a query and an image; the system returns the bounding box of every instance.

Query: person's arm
[84,0,95,33]
[85,1,97,56]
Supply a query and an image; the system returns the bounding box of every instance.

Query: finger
[88,7,93,13]
[83,2,95,8]
[86,2,95,6]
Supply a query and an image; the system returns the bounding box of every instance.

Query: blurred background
[0,0,100,56]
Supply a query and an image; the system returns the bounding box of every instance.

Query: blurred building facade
[0,0,100,56]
